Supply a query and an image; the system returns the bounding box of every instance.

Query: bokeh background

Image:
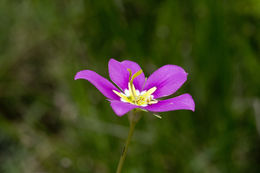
[0,0,260,172]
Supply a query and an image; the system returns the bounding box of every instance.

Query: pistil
[113,69,158,106]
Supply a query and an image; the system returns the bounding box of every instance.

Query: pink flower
[75,59,195,116]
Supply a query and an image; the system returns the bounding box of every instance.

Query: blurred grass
[0,0,260,172]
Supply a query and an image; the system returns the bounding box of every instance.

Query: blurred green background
[0,0,260,172]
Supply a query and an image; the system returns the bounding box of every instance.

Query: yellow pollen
[113,69,158,106]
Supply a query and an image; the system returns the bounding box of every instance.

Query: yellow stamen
[128,82,136,100]
[113,90,130,102]
[149,100,158,104]
[141,87,157,98]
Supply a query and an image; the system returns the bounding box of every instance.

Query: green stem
[116,112,140,173]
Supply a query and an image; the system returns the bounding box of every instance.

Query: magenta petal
[110,101,138,116]
[108,59,129,91]
[121,60,145,91]
[143,65,188,99]
[75,70,120,100]
[145,94,195,112]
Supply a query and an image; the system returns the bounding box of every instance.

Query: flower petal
[108,59,129,91]
[108,59,146,91]
[75,70,120,100]
[121,60,145,91]
[145,94,195,112]
[110,101,138,116]
[143,65,188,99]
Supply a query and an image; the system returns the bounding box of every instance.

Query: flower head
[75,59,195,116]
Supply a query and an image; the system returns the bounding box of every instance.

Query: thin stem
[116,112,139,173]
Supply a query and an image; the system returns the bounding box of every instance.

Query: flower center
[113,69,158,107]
